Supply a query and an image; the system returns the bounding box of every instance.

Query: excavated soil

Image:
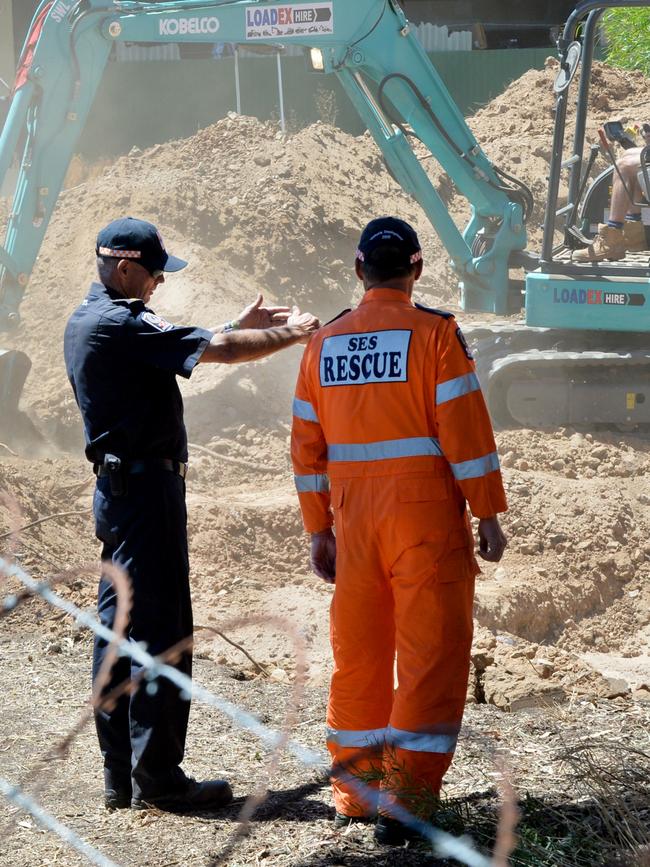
[1,60,650,865]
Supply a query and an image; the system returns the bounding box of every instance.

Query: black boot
[333,812,376,830]
[131,777,233,813]
[374,814,419,846]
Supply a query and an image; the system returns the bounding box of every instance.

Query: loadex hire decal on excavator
[245,3,334,39]
[553,288,646,306]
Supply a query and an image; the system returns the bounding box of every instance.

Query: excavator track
[464,322,650,429]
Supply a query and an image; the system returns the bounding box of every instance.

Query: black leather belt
[94,459,188,480]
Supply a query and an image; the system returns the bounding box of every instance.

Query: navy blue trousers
[92,471,193,799]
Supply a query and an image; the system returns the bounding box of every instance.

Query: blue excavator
[0,0,648,442]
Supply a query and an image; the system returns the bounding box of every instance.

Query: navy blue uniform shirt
[64,282,212,464]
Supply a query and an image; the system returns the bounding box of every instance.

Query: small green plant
[603,9,650,76]
[343,736,650,864]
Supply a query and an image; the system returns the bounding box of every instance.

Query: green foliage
[346,737,650,864]
[603,9,650,76]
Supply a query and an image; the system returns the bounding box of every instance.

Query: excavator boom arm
[0,0,528,333]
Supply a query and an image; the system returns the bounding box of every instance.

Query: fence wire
[0,776,120,867]
[0,550,499,867]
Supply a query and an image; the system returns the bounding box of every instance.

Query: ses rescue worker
[291,217,507,845]
[64,217,318,813]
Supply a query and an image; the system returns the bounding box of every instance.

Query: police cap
[356,217,422,266]
[96,217,187,273]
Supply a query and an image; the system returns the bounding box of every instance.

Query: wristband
[223,319,241,333]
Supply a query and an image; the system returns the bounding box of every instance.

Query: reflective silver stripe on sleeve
[326,727,386,748]
[293,397,320,423]
[328,437,443,463]
[386,726,457,754]
[294,473,330,493]
[436,372,480,405]
[450,451,500,481]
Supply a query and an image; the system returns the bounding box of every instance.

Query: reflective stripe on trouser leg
[326,477,394,817]
[326,475,477,818]
[379,726,458,816]
[381,532,476,815]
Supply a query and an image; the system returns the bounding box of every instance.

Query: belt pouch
[104,454,127,497]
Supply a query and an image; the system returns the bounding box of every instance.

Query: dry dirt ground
[1,61,650,866]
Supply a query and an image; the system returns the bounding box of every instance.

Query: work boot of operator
[574,223,627,262]
[574,221,646,262]
[624,220,647,252]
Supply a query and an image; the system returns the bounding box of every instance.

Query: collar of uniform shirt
[91,281,143,306]
[360,288,413,305]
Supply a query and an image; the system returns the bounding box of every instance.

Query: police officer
[64,217,318,812]
[291,217,507,844]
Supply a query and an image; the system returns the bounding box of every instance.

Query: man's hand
[477,516,507,563]
[288,305,320,344]
[236,294,291,330]
[310,528,336,584]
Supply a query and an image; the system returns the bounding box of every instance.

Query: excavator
[0,0,648,442]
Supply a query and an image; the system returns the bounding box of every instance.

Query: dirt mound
[2,61,650,711]
[6,59,650,442]
[0,457,97,628]
[473,427,650,701]
[6,114,454,446]
[13,59,650,446]
[3,427,649,709]
[468,625,638,712]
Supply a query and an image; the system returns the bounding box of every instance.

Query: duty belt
[93,458,188,480]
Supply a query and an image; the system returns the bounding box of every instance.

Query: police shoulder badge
[456,327,474,361]
[142,311,174,332]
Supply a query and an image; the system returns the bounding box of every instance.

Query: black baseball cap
[356,217,422,265]
[96,217,187,273]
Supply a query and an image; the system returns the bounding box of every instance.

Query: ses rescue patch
[319,330,411,387]
[142,311,174,332]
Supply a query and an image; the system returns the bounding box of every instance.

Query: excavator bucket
[0,349,31,442]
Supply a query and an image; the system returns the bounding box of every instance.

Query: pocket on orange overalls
[383,476,478,580]
[384,475,455,554]
[436,528,479,582]
[396,476,449,502]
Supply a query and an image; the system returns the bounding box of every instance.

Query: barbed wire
[0,551,497,867]
[0,776,120,867]
[0,556,323,767]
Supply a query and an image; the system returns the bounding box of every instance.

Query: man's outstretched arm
[210,293,292,333]
[200,308,318,364]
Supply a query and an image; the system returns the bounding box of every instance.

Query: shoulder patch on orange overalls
[414,302,455,319]
[324,308,352,326]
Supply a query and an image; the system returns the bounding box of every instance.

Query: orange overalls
[291,288,507,818]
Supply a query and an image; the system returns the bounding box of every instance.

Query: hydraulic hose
[377,72,534,223]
